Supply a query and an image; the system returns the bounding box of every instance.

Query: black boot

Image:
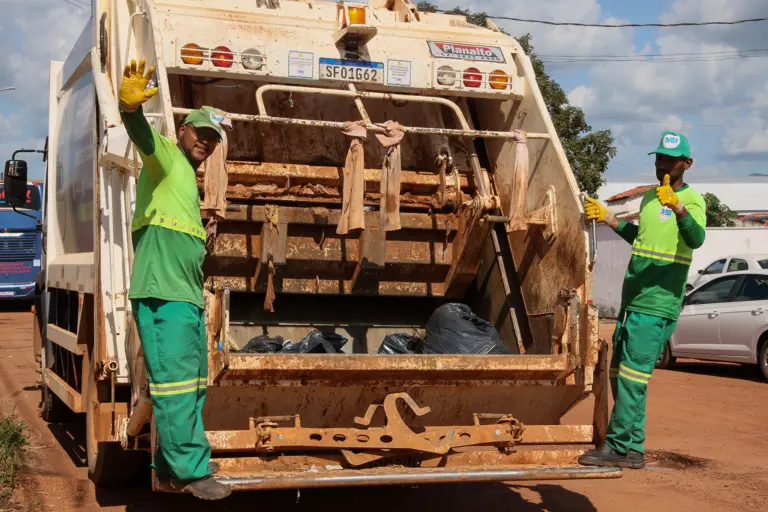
[578,443,631,468]
[172,475,232,500]
[627,450,645,469]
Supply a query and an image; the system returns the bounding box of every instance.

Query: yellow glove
[584,197,615,225]
[119,59,159,112]
[656,175,683,213]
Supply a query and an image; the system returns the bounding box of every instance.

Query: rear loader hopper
[37,0,619,492]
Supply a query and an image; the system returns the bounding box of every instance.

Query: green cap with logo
[182,106,228,138]
[649,130,691,158]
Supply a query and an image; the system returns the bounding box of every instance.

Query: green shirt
[615,185,706,320]
[121,108,205,309]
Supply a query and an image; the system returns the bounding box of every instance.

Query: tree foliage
[703,193,737,227]
[414,4,616,196]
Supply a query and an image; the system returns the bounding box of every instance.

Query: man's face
[178,124,220,164]
[655,154,692,185]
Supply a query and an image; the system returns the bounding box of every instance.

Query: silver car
[657,270,768,381]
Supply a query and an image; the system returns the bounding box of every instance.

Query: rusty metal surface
[239,393,524,458]
[217,353,569,381]
[204,383,586,432]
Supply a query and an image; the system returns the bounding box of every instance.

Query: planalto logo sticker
[427,41,505,63]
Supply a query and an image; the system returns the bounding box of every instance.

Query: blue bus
[0,180,43,300]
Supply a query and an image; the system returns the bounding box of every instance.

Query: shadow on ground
[46,416,87,468]
[666,360,764,383]
[95,481,597,512]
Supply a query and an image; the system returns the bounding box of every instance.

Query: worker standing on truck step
[118,59,231,500]
[578,131,706,470]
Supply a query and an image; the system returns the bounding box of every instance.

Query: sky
[1,0,767,183]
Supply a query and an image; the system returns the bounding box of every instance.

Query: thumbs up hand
[656,174,683,213]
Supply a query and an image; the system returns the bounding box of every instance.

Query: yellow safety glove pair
[656,174,684,213]
[119,59,158,112]
[584,197,616,225]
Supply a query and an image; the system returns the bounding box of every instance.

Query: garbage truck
[25,0,620,492]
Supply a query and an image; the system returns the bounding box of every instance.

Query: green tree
[703,193,737,227]
[415,4,616,196]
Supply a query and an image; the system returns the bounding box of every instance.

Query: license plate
[319,58,384,84]
[0,292,14,297]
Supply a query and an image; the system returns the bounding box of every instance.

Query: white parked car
[687,254,768,292]
[657,270,768,381]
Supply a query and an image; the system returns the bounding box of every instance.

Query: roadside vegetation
[0,414,29,507]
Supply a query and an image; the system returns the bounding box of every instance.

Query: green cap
[649,130,691,158]
[183,106,227,138]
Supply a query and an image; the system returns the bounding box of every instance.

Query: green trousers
[132,298,212,482]
[605,309,677,455]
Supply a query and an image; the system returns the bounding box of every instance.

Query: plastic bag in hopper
[377,333,424,354]
[423,303,510,354]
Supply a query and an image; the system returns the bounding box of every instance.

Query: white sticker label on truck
[319,58,384,84]
[387,60,412,86]
[427,41,506,63]
[288,51,314,79]
[0,292,14,297]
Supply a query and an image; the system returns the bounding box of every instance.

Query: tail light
[347,6,366,25]
[211,46,234,68]
[489,70,509,90]
[463,67,482,88]
[181,43,205,65]
[436,65,456,86]
[241,48,264,70]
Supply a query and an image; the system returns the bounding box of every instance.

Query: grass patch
[0,414,29,504]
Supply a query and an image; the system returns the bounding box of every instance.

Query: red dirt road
[1,310,767,511]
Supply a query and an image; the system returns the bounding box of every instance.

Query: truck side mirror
[4,160,28,207]
[697,269,704,275]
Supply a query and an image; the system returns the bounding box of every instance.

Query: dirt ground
[1,307,766,511]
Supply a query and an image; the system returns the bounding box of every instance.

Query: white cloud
[558,0,768,163]
[721,112,768,156]
[0,0,88,176]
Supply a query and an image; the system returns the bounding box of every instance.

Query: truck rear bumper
[0,282,36,299]
[157,465,620,492]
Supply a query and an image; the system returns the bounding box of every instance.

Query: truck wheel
[84,347,149,487]
[656,342,676,370]
[41,383,71,423]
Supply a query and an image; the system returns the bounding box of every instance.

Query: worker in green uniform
[579,131,706,469]
[118,59,231,500]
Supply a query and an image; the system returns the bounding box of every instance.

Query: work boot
[578,443,631,468]
[208,460,220,474]
[627,450,645,469]
[172,476,232,500]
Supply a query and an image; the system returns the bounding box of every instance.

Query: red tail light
[212,46,234,68]
[463,67,482,88]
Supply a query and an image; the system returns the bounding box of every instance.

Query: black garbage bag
[281,330,348,354]
[242,334,285,353]
[423,303,510,355]
[377,333,424,355]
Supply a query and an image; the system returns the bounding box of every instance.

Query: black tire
[88,440,149,487]
[656,342,676,370]
[758,338,768,382]
[41,384,72,423]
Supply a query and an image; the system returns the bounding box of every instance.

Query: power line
[434,8,768,28]
[541,53,768,64]
[537,48,768,59]
[62,0,89,11]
